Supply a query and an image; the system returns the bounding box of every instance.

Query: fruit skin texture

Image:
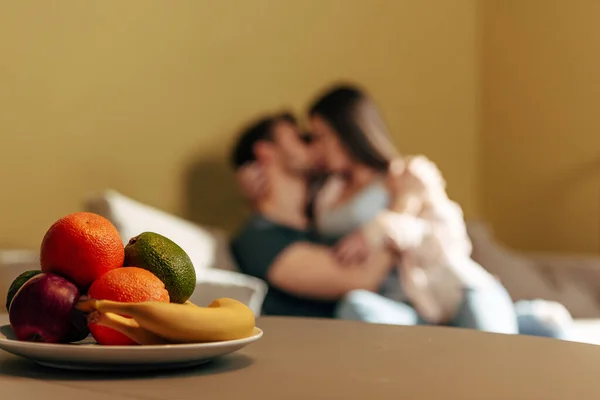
[87,267,170,345]
[5,270,41,312]
[9,273,88,343]
[77,298,256,344]
[40,212,125,290]
[124,232,196,304]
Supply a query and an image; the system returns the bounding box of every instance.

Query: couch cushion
[467,220,600,319]
[570,319,600,345]
[192,269,267,315]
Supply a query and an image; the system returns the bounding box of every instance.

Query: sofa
[2,189,600,344]
[0,190,267,316]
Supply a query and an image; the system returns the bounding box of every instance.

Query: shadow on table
[0,353,254,381]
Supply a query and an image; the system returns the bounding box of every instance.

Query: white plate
[0,324,262,371]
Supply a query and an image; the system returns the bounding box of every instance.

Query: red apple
[9,273,88,343]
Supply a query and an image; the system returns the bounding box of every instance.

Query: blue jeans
[514,300,572,340]
[336,283,519,334]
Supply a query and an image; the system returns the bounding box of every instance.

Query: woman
[306,84,519,333]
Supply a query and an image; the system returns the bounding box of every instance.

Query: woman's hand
[333,230,372,265]
[386,156,446,212]
[386,158,424,214]
[236,162,268,201]
[376,211,429,253]
[387,156,444,196]
[387,158,419,196]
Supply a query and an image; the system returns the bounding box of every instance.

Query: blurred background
[1,0,598,254]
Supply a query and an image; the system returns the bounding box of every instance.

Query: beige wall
[0,0,481,249]
[483,0,600,253]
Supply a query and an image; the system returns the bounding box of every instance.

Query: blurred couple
[228,83,571,337]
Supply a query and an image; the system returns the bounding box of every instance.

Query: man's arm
[267,242,393,300]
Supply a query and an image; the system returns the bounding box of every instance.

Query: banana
[77,297,256,344]
[88,310,171,345]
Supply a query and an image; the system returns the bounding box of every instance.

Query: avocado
[6,270,42,311]
[124,232,196,303]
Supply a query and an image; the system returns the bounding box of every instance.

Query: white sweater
[314,174,497,324]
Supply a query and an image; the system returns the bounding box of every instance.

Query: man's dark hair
[230,112,296,169]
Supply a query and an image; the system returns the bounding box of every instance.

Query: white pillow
[84,190,267,314]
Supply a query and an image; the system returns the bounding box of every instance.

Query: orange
[87,267,170,345]
[40,212,124,289]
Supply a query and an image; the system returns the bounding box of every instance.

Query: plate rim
[0,324,263,351]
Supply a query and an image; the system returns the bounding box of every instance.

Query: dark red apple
[9,273,89,343]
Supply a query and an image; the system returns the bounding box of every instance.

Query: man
[229,112,394,318]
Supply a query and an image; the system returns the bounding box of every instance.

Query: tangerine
[40,212,124,289]
[88,267,170,345]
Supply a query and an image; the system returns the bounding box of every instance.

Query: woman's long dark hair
[309,84,398,172]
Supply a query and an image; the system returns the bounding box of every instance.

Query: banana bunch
[76,297,256,345]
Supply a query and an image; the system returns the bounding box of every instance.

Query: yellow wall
[0,0,480,249]
[483,0,600,253]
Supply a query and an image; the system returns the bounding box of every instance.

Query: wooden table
[1,315,600,399]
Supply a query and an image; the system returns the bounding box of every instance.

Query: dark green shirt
[230,215,337,318]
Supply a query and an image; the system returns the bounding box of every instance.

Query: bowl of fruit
[0,212,262,371]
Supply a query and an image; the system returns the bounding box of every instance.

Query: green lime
[6,270,42,311]
[124,232,196,304]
